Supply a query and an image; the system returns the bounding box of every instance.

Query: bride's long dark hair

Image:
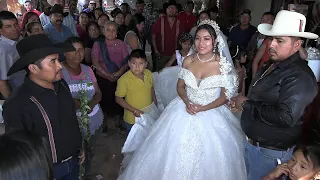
[195,24,218,53]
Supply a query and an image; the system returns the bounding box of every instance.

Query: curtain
[270,0,286,14]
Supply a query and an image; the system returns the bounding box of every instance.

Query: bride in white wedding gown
[118,20,246,180]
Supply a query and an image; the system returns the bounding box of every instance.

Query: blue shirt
[44,22,73,44]
[228,24,257,50]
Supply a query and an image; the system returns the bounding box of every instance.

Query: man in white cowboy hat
[230,10,319,179]
[2,34,84,180]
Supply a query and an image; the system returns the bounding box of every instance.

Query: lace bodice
[178,68,238,106]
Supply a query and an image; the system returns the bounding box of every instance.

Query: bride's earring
[213,44,217,53]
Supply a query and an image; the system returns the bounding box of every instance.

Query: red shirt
[152,17,185,56]
[23,9,41,17]
[258,39,270,68]
[177,11,197,32]
[76,24,89,42]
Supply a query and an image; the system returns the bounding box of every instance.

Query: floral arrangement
[77,81,93,180]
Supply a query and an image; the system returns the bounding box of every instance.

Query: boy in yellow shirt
[115,49,157,134]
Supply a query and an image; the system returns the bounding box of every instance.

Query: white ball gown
[118,60,247,179]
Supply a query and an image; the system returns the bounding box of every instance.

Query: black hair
[262,11,275,17]
[94,8,103,12]
[136,0,144,5]
[98,13,109,21]
[86,21,100,32]
[0,130,53,180]
[25,21,42,37]
[177,32,193,50]
[79,11,88,17]
[25,57,44,74]
[21,11,39,32]
[195,24,217,40]
[187,1,194,6]
[199,10,209,17]
[209,6,219,13]
[114,11,124,18]
[0,11,17,29]
[128,13,145,40]
[129,49,146,61]
[294,145,320,168]
[65,36,84,47]
[241,9,251,18]
[111,7,122,18]
[121,2,129,7]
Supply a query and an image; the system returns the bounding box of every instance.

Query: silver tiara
[198,19,225,55]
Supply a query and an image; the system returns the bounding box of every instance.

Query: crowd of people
[0,0,320,179]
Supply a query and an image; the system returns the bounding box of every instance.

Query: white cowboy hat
[258,10,318,39]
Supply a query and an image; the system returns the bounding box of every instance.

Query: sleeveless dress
[118,59,246,180]
[61,64,104,135]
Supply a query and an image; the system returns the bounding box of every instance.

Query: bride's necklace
[197,53,215,62]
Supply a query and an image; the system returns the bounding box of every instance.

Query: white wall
[244,0,272,26]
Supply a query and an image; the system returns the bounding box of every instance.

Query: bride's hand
[186,103,196,115]
[191,104,204,114]
[227,100,239,112]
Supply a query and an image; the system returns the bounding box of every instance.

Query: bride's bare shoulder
[182,54,197,68]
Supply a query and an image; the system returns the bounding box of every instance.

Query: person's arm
[126,33,139,50]
[88,68,102,109]
[177,57,192,104]
[115,77,143,116]
[151,87,157,106]
[299,47,307,60]
[252,43,267,78]
[247,32,258,53]
[3,101,32,132]
[243,72,318,127]
[200,88,227,111]
[164,53,176,68]
[89,82,102,109]
[151,21,160,55]
[91,42,113,79]
[0,80,10,99]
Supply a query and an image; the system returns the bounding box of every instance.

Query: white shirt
[40,12,78,37]
[0,36,25,90]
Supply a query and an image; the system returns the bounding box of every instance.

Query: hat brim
[258,24,319,39]
[8,43,75,76]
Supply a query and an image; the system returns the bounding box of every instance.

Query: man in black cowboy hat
[2,34,83,180]
[43,4,73,44]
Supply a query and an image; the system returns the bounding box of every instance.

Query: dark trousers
[54,157,79,180]
[155,56,171,72]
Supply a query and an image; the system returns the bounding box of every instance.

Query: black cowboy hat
[7,34,75,76]
[47,4,69,17]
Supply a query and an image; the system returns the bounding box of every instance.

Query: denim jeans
[124,121,133,134]
[54,157,79,180]
[244,140,294,180]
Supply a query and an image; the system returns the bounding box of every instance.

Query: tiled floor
[89,117,126,180]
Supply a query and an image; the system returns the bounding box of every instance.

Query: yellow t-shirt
[115,69,153,124]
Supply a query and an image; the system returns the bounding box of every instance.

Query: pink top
[62,65,97,82]
[91,38,128,74]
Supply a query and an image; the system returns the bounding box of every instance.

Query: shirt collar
[276,52,301,70]
[24,76,62,95]
[0,35,17,46]
[127,70,147,79]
